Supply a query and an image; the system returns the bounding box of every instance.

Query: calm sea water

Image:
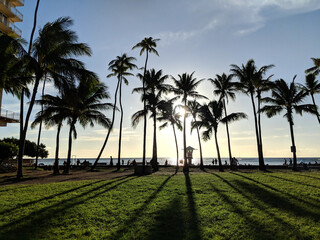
[38,157,320,166]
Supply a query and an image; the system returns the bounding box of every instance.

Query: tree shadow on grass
[208,172,311,240]
[0,175,138,240]
[262,173,320,189]
[231,172,320,208]
[108,174,175,240]
[295,173,320,180]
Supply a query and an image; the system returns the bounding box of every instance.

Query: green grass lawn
[0,170,320,240]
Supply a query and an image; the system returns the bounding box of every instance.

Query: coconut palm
[132,37,159,168]
[132,69,169,169]
[158,98,182,169]
[193,100,247,171]
[260,77,315,171]
[62,81,112,174]
[209,73,238,165]
[299,74,320,124]
[187,100,204,169]
[305,58,320,76]
[230,59,273,171]
[17,17,94,179]
[172,72,206,172]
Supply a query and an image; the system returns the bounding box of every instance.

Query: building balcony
[0,18,21,37]
[0,0,23,22]
[0,107,19,126]
[10,0,24,7]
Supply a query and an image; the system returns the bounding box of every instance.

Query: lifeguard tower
[186,146,197,165]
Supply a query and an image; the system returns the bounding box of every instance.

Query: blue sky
[2,0,320,159]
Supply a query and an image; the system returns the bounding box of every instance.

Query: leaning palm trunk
[196,126,204,170]
[250,92,265,170]
[17,0,41,180]
[64,121,75,174]
[117,78,123,171]
[311,94,320,124]
[183,100,188,172]
[172,124,179,168]
[214,130,223,172]
[151,109,158,170]
[142,52,149,169]
[91,79,120,171]
[223,100,233,164]
[35,79,46,169]
[257,94,264,165]
[289,120,297,170]
[53,123,62,175]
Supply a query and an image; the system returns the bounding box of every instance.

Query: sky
[2,0,320,159]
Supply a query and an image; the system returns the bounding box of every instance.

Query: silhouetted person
[165,160,168,166]
[289,159,293,165]
[110,156,113,166]
[214,159,218,165]
[76,159,80,167]
[132,159,136,167]
[212,159,215,165]
[127,159,131,166]
[122,159,124,165]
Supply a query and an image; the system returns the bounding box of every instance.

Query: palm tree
[305,58,320,76]
[132,37,160,169]
[172,72,206,172]
[63,81,112,174]
[158,98,182,169]
[102,54,137,171]
[230,59,273,171]
[187,100,204,169]
[194,100,247,171]
[260,77,315,171]
[31,93,69,174]
[17,17,94,179]
[132,69,169,169]
[209,73,238,165]
[299,74,320,124]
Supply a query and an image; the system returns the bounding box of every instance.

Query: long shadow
[184,173,201,240]
[262,173,320,189]
[208,172,310,239]
[231,172,320,208]
[234,179,320,222]
[0,175,138,239]
[291,173,320,181]
[146,197,186,240]
[109,174,175,240]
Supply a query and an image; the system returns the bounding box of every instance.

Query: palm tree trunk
[142,52,149,169]
[214,130,223,172]
[53,123,61,175]
[183,99,188,172]
[172,123,179,168]
[17,0,40,180]
[117,78,123,171]
[311,93,320,124]
[64,121,75,174]
[152,109,158,170]
[250,92,265,170]
[289,120,297,170]
[91,79,120,171]
[196,126,204,170]
[35,79,46,169]
[223,100,233,164]
[257,94,264,166]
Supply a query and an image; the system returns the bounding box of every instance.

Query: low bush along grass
[0,170,320,240]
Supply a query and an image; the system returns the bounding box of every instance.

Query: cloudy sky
[2,0,320,159]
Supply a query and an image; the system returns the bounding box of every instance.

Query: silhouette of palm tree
[305,57,320,76]
[193,100,247,171]
[132,37,159,168]
[209,73,238,165]
[187,100,204,169]
[260,77,315,171]
[172,72,206,172]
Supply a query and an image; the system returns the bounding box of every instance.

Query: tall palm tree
[260,77,315,171]
[299,74,320,124]
[17,17,94,179]
[31,93,69,174]
[132,69,169,169]
[103,54,137,171]
[187,100,204,169]
[230,59,273,171]
[158,98,182,169]
[63,81,112,174]
[132,37,159,169]
[305,57,320,76]
[194,100,247,171]
[172,72,206,172]
[209,73,238,165]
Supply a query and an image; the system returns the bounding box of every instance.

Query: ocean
[38,157,320,166]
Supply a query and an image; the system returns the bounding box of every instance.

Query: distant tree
[0,142,18,160]
[172,72,206,172]
[260,77,316,170]
[193,100,247,171]
[132,37,159,169]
